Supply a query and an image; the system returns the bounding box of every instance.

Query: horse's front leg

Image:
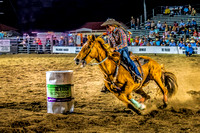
[114,93,142,115]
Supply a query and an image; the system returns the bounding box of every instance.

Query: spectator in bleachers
[136,17,140,29]
[169,39,176,46]
[157,21,162,30]
[135,36,139,45]
[178,40,185,48]
[154,26,159,34]
[173,21,179,28]
[164,6,170,15]
[193,29,198,37]
[191,8,196,16]
[145,19,151,29]
[186,43,193,56]
[164,29,170,37]
[190,39,197,47]
[161,38,166,46]
[149,39,154,46]
[179,20,185,27]
[155,38,161,46]
[186,19,192,28]
[130,16,136,29]
[183,6,189,15]
[149,28,155,38]
[151,21,156,29]
[188,4,192,14]
[191,18,197,29]
[161,21,168,31]
[143,37,148,46]
[178,7,182,15]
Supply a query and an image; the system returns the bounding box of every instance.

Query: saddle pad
[133,58,149,68]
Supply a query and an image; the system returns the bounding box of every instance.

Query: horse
[74,35,178,115]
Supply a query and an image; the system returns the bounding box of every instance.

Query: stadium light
[0,12,4,14]
[0,1,3,3]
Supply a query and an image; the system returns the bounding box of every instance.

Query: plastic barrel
[46,70,74,114]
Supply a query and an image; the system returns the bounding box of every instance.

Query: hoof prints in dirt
[0,101,46,112]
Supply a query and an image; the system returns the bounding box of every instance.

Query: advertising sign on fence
[0,40,10,52]
[53,46,76,54]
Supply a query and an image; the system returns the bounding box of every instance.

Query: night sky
[0,0,199,33]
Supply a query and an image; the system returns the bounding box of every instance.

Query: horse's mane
[95,37,111,53]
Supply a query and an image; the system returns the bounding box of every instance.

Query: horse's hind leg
[153,74,168,108]
[135,88,150,103]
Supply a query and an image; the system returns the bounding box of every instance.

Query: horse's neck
[96,49,116,76]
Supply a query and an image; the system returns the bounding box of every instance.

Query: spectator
[161,21,168,31]
[157,21,162,30]
[192,18,197,29]
[130,16,136,29]
[169,39,176,46]
[149,39,154,46]
[178,7,182,15]
[149,28,155,38]
[188,4,192,14]
[191,8,196,16]
[185,43,193,56]
[136,17,140,29]
[155,38,161,46]
[53,37,59,46]
[179,20,185,27]
[174,21,178,28]
[190,40,197,47]
[36,38,43,53]
[164,29,170,37]
[186,19,192,28]
[45,38,51,51]
[151,20,156,29]
[145,19,151,29]
[178,40,185,48]
[143,38,148,46]
[164,6,170,15]
[0,31,4,39]
[59,36,65,46]
[154,26,159,34]
[135,36,139,45]
[193,29,198,37]
[183,6,189,14]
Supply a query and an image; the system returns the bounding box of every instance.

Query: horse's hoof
[158,103,168,109]
[139,103,146,110]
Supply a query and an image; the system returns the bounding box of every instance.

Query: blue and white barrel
[46,70,74,114]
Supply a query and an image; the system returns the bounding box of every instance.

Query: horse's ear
[87,35,96,42]
[91,35,96,42]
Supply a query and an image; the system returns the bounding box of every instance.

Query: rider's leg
[121,47,142,78]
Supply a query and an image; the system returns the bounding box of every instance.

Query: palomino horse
[74,35,178,115]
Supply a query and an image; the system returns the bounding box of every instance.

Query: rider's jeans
[117,47,141,77]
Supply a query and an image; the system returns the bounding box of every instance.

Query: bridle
[81,39,108,66]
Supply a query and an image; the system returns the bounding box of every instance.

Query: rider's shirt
[108,27,128,49]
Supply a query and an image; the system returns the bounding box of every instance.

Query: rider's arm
[115,29,128,50]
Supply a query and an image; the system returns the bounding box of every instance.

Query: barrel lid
[46,70,73,73]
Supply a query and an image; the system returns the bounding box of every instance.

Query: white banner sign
[52,46,200,54]
[53,46,76,54]
[0,40,10,52]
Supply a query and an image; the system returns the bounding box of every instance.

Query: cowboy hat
[190,40,195,43]
[101,18,121,27]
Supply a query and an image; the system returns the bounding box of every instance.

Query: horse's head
[74,35,102,67]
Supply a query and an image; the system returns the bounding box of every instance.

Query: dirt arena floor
[0,54,200,133]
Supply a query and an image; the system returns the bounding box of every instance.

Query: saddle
[108,51,149,82]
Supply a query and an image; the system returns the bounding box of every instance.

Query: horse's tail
[161,64,178,98]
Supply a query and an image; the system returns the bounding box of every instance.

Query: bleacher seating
[129,13,200,41]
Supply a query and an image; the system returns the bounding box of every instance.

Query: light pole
[144,0,147,22]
